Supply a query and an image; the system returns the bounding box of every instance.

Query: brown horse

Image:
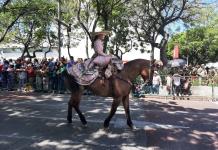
[64,59,162,129]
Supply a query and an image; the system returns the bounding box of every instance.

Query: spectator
[35,66,42,92]
[7,64,15,91]
[0,60,3,90]
[48,58,56,93]
[17,64,27,92]
[26,64,35,91]
[197,64,207,85]
[172,72,182,96]
[152,71,162,94]
[57,61,66,94]
[2,59,9,90]
[41,64,49,92]
[166,73,173,95]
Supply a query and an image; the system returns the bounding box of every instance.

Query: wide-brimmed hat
[90,31,111,37]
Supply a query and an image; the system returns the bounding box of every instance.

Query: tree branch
[0,11,25,42]
[77,0,92,41]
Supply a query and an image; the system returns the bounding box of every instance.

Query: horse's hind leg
[67,93,87,125]
[104,97,121,128]
[122,95,134,129]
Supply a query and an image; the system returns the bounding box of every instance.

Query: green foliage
[166,26,218,65]
[2,0,56,53]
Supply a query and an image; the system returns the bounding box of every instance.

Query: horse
[64,59,162,129]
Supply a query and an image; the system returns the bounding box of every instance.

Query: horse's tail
[63,70,80,93]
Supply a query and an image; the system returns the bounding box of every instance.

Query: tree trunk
[85,34,89,58]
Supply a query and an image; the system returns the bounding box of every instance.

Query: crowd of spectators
[0,57,77,93]
[1,57,218,96]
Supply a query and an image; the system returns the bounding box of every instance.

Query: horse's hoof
[67,120,72,123]
[81,120,87,126]
[128,124,136,130]
[103,123,109,129]
[82,124,88,128]
[131,125,137,130]
[103,126,109,131]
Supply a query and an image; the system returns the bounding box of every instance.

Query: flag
[173,45,179,59]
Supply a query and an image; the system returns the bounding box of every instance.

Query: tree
[77,0,130,55]
[0,0,28,42]
[166,26,218,65]
[166,2,218,65]
[107,6,134,59]
[6,0,56,58]
[57,0,86,58]
[127,0,203,64]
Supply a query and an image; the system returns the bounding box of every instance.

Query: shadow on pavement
[143,99,218,150]
[0,91,147,150]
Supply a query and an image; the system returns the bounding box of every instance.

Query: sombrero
[90,31,112,37]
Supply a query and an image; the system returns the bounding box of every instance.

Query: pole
[58,0,61,59]
[212,79,214,101]
[149,45,154,93]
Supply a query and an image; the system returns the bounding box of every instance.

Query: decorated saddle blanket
[66,56,123,85]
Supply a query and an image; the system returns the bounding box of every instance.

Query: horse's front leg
[67,93,87,126]
[67,100,73,123]
[73,92,87,126]
[122,95,134,129]
[104,97,121,129]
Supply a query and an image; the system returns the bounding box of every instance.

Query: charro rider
[88,31,112,70]
[66,30,123,85]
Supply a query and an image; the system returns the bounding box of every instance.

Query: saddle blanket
[66,56,123,85]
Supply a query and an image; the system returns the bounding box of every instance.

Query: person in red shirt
[26,64,35,91]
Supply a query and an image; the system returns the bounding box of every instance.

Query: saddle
[98,62,118,79]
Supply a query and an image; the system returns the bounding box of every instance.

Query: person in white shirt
[172,72,182,96]
[152,71,162,94]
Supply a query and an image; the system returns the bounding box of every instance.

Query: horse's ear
[151,59,156,66]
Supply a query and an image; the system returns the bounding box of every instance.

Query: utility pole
[58,0,61,59]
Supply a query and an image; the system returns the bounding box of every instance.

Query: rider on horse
[90,31,112,68]
[88,31,123,79]
[66,31,123,85]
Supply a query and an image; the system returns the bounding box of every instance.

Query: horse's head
[153,60,163,70]
[140,59,163,83]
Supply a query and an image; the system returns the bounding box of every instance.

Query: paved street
[0,91,218,150]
